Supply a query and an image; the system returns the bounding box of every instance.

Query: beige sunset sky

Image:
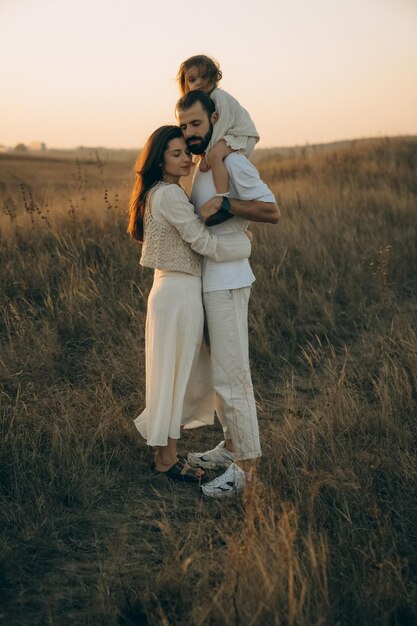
[1,0,416,149]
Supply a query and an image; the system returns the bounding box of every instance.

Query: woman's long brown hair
[128,125,184,241]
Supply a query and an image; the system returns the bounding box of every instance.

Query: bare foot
[156,457,207,483]
[154,452,206,479]
[154,451,178,473]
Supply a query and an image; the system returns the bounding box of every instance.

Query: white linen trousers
[203,287,261,461]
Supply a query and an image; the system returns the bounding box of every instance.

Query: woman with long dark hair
[128,125,251,483]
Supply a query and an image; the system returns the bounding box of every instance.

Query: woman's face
[162,137,192,184]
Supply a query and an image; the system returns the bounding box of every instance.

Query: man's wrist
[205,196,234,226]
[221,196,232,214]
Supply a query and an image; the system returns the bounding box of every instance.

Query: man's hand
[199,196,223,222]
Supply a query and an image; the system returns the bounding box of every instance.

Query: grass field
[1,137,417,625]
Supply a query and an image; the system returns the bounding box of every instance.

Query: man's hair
[177,54,222,95]
[176,90,216,118]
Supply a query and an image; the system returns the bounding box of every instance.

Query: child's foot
[199,154,210,172]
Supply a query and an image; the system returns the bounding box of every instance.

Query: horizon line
[2,133,417,155]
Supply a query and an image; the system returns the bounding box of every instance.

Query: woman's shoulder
[152,182,191,215]
[158,182,188,202]
[150,181,183,201]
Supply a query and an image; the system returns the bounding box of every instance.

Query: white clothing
[135,182,252,447]
[191,153,276,293]
[140,181,251,275]
[203,287,261,460]
[209,88,259,156]
[190,151,277,460]
[134,271,214,445]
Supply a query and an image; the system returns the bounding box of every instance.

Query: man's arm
[200,196,280,224]
[200,152,280,223]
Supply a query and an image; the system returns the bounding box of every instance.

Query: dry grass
[1,137,417,625]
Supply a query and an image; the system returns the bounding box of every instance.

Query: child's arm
[205,140,233,195]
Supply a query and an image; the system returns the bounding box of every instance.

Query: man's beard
[185,122,213,155]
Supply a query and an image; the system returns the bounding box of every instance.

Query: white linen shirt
[191,153,276,292]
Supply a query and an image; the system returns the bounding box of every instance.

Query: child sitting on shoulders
[177,54,260,197]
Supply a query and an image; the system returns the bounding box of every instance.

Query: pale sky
[1,0,416,149]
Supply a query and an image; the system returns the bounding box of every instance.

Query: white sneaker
[188,441,236,470]
[201,462,247,498]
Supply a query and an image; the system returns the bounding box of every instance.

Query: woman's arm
[156,184,251,262]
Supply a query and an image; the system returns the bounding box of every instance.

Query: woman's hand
[199,196,223,221]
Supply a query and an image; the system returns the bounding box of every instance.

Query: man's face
[177,101,217,155]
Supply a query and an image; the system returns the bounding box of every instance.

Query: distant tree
[14,143,27,153]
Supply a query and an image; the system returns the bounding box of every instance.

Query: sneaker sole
[201,486,243,498]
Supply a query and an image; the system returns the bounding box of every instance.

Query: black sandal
[157,456,208,484]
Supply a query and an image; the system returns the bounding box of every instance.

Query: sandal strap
[164,457,206,483]
[176,457,205,477]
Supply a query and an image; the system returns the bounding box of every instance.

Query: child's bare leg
[206,140,234,195]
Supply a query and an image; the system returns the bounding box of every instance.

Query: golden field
[0,137,417,625]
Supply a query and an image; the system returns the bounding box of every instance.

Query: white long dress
[134,269,214,445]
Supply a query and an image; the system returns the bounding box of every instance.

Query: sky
[1,0,416,149]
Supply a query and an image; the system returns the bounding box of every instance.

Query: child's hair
[177,54,222,95]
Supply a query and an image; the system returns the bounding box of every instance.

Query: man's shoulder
[224,152,258,175]
[223,154,276,203]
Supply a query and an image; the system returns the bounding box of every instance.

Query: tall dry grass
[0,138,417,625]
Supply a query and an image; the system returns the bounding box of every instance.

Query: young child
[177,54,260,197]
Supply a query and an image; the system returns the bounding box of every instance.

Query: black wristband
[205,197,233,226]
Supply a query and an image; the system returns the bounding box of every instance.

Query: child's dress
[209,87,260,158]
